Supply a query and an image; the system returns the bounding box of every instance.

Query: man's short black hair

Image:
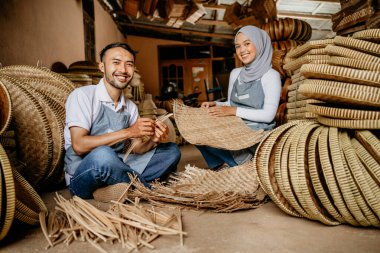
[99,42,137,62]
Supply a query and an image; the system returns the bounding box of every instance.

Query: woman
[197,25,281,170]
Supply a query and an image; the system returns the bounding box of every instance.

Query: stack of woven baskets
[0,65,76,240]
[256,28,380,227]
[332,0,379,36]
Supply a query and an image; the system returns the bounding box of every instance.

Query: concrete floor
[1,144,379,253]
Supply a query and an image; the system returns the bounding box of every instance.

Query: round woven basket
[354,130,380,163]
[325,45,380,64]
[0,75,53,187]
[306,103,380,120]
[317,117,380,129]
[328,56,380,72]
[286,39,334,59]
[0,79,12,136]
[334,36,380,57]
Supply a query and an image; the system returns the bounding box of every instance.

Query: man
[63,42,181,199]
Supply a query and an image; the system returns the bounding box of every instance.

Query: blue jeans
[69,142,181,199]
[195,145,237,169]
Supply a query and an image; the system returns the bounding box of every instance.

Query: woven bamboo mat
[173,102,265,150]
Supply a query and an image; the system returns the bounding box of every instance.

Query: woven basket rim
[317,116,380,129]
[0,79,12,136]
[306,103,380,120]
[0,144,16,240]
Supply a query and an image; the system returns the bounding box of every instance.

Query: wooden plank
[277,11,332,20]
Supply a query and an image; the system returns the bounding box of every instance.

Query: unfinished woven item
[300,64,380,87]
[352,29,380,42]
[40,194,185,252]
[129,161,267,213]
[299,79,380,108]
[173,102,265,150]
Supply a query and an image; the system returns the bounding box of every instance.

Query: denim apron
[64,104,155,179]
[229,77,276,164]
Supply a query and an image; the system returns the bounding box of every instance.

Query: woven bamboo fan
[306,103,380,120]
[173,102,265,150]
[300,64,380,87]
[0,143,15,240]
[0,79,12,136]
[0,75,53,186]
[352,29,380,42]
[334,36,380,57]
[299,79,380,108]
[325,45,380,64]
[286,39,334,59]
[328,56,380,72]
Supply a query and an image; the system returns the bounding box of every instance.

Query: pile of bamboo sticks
[39,193,186,252]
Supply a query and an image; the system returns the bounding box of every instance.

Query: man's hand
[151,120,169,143]
[206,105,237,117]
[128,118,155,138]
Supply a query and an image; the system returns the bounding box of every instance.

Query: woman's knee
[164,142,181,163]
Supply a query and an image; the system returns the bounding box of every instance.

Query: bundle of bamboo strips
[39,193,186,252]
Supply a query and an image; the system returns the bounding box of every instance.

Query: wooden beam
[119,22,234,39]
[196,19,230,26]
[277,11,332,20]
[203,4,228,10]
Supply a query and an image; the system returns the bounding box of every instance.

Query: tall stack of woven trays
[332,0,380,36]
[61,61,103,87]
[255,29,380,227]
[260,18,312,126]
[0,65,76,240]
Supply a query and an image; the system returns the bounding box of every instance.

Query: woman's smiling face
[235,32,257,65]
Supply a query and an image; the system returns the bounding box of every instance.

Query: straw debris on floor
[39,193,185,253]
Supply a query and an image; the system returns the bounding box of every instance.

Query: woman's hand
[206,106,237,117]
[151,120,169,143]
[201,101,216,108]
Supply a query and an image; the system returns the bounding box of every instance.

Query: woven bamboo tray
[328,56,380,72]
[325,45,380,64]
[352,29,380,42]
[334,36,380,57]
[306,103,380,120]
[300,64,380,87]
[299,79,380,108]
